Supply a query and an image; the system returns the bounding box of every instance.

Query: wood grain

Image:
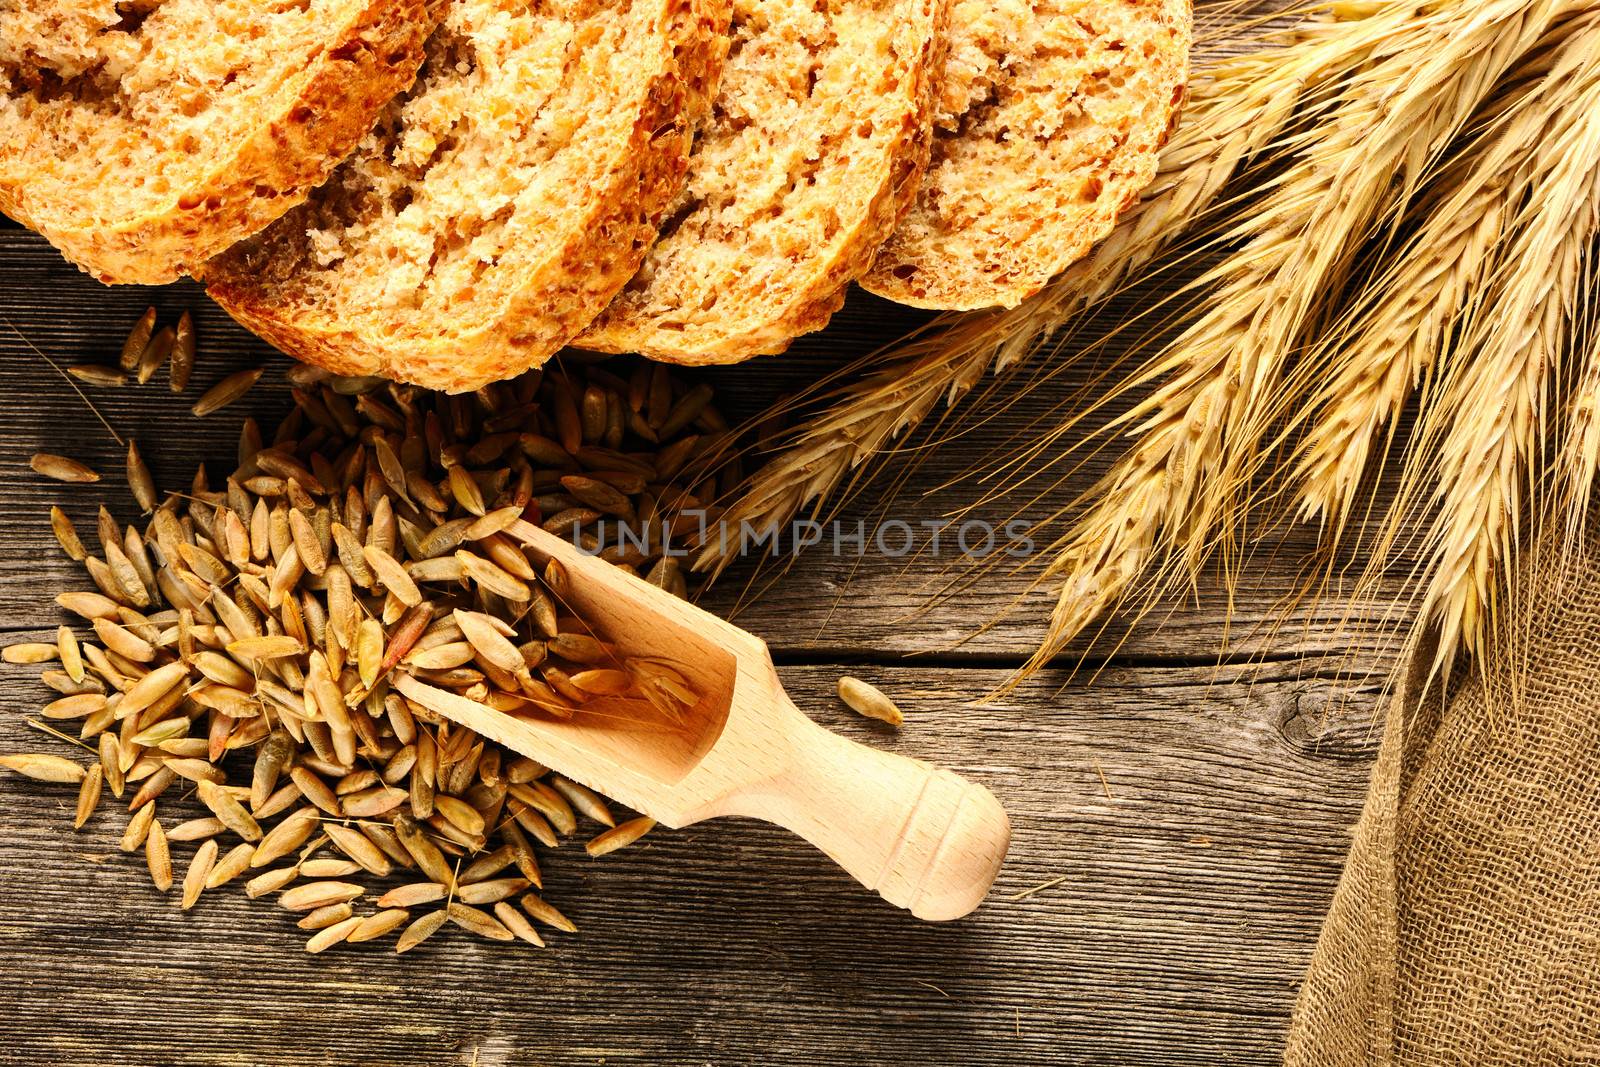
[0,12,1392,1056]
[0,230,1412,668]
[0,649,1378,1066]
[0,206,1384,1067]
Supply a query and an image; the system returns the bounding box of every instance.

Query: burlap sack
[1285,537,1600,1064]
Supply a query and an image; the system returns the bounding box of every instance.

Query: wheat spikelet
[1408,13,1600,669]
[1285,7,1600,665]
[1559,321,1600,545]
[698,8,1391,573]
[1289,72,1552,533]
[1012,0,1569,681]
[1554,8,1600,547]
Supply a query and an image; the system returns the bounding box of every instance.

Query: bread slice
[206,0,728,393]
[859,0,1191,310]
[0,0,435,284]
[574,0,947,363]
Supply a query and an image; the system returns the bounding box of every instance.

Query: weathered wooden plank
[0,12,1388,1063]
[0,229,1412,667]
[0,645,1375,1066]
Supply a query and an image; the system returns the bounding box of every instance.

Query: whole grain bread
[576,0,947,363]
[207,0,728,393]
[0,0,435,284]
[860,0,1191,310]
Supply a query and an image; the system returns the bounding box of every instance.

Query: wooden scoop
[393,520,1010,921]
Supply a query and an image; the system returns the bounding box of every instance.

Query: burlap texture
[1286,541,1600,1065]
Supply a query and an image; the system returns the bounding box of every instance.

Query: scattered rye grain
[567,669,631,697]
[363,545,422,606]
[288,768,341,816]
[298,902,354,930]
[5,361,726,953]
[4,642,58,664]
[519,893,577,933]
[166,758,226,786]
[512,780,576,836]
[121,801,156,852]
[586,816,656,858]
[324,824,392,878]
[447,902,514,941]
[67,364,127,386]
[289,509,327,576]
[434,794,486,836]
[56,590,118,621]
[547,633,608,664]
[117,661,188,719]
[254,783,302,821]
[301,858,363,879]
[306,914,363,953]
[253,807,320,867]
[396,909,449,954]
[837,677,903,727]
[552,776,616,828]
[30,453,99,483]
[502,823,544,887]
[495,901,546,946]
[101,541,149,605]
[92,617,154,662]
[146,819,172,892]
[129,718,189,748]
[245,866,300,899]
[98,733,124,798]
[348,909,411,943]
[340,785,406,818]
[0,752,85,782]
[460,844,516,884]
[456,878,531,905]
[49,507,88,561]
[279,881,364,911]
[455,550,528,601]
[126,766,175,811]
[168,816,226,842]
[394,814,454,888]
[192,368,263,417]
[170,311,195,392]
[378,882,447,908]
[197,780,262,841]
[206,844,256,889]
[135,326,174,385]
[182,839,218,909]
[406,642,475,670]
[118,307,157,371]
[125,440,157,513]
[73,763,103,828]
[226,635,303,661]
[251,730,293,812]
[57,626,84,683]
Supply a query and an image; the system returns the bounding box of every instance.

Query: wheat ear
[1017,0,1570,682]
[1288,75,1549,535]
[1408,12,1600,670]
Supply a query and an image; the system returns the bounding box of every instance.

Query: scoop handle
[720,706,1010,921]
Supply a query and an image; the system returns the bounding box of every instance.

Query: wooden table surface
[0,36,1390,1062]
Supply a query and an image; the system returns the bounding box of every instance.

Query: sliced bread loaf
[859,0,1191,310]
[0,0,434,284]
[574,0,947,363]
[206,0,728,393]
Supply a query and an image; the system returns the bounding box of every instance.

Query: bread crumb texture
[577,0,946,363]
[861,0,1191,310]
[208,0,727,393]
[0,0,433,283]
